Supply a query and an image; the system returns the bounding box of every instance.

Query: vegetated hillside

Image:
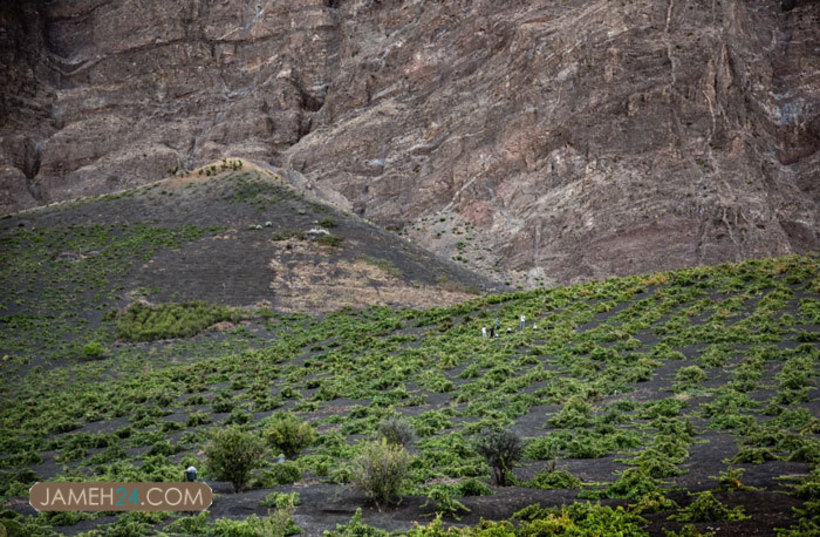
[0,254,818,536]
[1,0,817,287]
[0,158,496,360]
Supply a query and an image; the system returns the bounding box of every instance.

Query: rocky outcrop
[1,0,817,286]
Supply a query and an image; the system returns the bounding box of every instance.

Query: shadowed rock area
[1,0,817,286]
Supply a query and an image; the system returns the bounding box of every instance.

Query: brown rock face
[1,0,817,286]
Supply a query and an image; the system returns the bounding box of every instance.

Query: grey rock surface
[1,0,817,286]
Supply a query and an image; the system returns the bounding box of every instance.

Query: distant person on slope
[185,465,198,482]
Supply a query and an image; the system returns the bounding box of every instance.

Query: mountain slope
[0,0,817,286]
[0,159,498,362]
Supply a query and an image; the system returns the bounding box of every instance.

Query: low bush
[421,485,471,521]
[549,396,592,428]
[324,508,388,537]
[377,415,416,447]
[728,447,779,465]
[166,511,209,535]
[211,510,300,537]
[474,428,523,486]
[457,478,493,496]
[583,468,660,500]
[260,491,301,509]
[204,426,264,492]
[710,467,756,491]
[668,491,750,522]
[511,502,648,535]
[529,469,582,490]
[675,366,707,383]
[263,413,316,459]
[258,461,302,486]
[82,341,106,358]
[352,439,412,510]
[185,411,211,427]
[630,491,678,515]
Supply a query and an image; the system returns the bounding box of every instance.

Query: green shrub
[324,508,388,537]
[352,439,412,510]
[628,448,686,478]
[211,510,300,537]
[377,415,415,447]
[675,366,707,383]
[549,396,592,428]
[529,469,582,490]
[459,364,480,379]
[260,491,300,509]
[710,467,756,491]
[82,341,106,358]
[583,468,660,500]
[668,491,750,522]
[226,408,252,425]
[116,301,241,342]
[147,439,175,456]
[166,511,209,535]
[262,413,316,459]
[474,428,523,486]
[204,426,264,492]
[630,491,678,515]
[457,478,493,496]
[639,398,685,419]
[256,461,302,486]
[211,393,235,413]
[421,485,471,521]
[186,411,211,427]
[728,447,779,464]
[510,502,648,535]
[272,230,304,241]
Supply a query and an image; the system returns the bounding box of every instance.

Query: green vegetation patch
[116,301,243,342]
[0,252,817,535]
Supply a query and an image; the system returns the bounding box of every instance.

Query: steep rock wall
[1,0,816,285]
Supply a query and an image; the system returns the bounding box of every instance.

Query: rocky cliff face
[1,0,817,286]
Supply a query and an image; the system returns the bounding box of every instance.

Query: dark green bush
[185,411,211,427]
[211,393,235,413]
[204,426,264,492]
[549,396,592,428]
[458,478,493,496]
[258,461,302,486]
[263,413,316,459]
[82,341,106,358]
[597,468,660,500]
[474,428,523,486]
[529,469,582,490]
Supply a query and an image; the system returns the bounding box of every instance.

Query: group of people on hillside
[482,315,538,338]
